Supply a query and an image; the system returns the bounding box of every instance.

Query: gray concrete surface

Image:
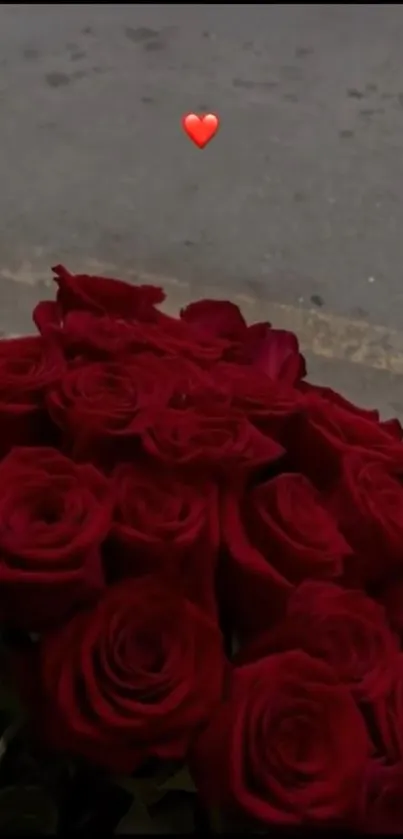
[0,3,403,417]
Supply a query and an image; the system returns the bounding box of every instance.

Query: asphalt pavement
[0,4,402,417]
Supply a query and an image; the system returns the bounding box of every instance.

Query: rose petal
[28,577,225,773]
[52,264,165,320]
[180,299,248,340]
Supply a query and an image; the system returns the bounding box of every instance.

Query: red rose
[0,447,110,630]
[190,650,371,827]
[379,578,403,640]
[46,355,170,467]
[180,300,306,382]
[221,474,350,637]
[34,303,143,362]
[180,299,251,341]
[241,327,306,383]
[52,264,165,319]
[34,301,231,368]
[34,577,224,773]
[140,405,284,477]
[161,356,220,410]
[210,362,303,443]
[329,454,403,586]
[299,381,403,440]
[237,582,400,701]
[357,761,403,834]
[0,335,62,457]
[289,393,403,489]
[109,463,219,616]
[370,655,403,764]
[145,313,233,366]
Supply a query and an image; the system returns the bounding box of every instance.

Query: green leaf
[0,684,23,719]
[158,765,196,794]
[0,718,25,765]
[114,761,196,829]
[115,796,156,835]
[209,807,224,834]
[0,786,58,835]
[114,762,180,806]
[114,776,165,808]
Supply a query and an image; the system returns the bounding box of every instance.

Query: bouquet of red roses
[0,264,402,832]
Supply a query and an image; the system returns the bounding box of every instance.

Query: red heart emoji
[182,113,219,149]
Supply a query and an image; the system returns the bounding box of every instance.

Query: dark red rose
[34,302,229,369]
[220,473,349,637]
[369,655,403,764]
[241,327,306,383]
[180,299,251,341]
[33,300,62,334]
[329,454,403,586]
[162,356,220,410]
[35,301,231,368]
[298,381,403,440]
[140,405,284,477]
[35,295,237,368]
[145,313,233,366]
[381,416,403,439]
[34,303,143,362]
[46,355,170,467]
[237,582,399,702]
[0,335,62,457]
[190,650,371,827]
[34,577,224,773]
[179,300,306,383]
[379,577,403,640]
[356,760,403,834]
[0,447,110,631]
[109,463,219,616]
[210,362,303,442]
[289,392,403,490]
[52,264,165,320]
